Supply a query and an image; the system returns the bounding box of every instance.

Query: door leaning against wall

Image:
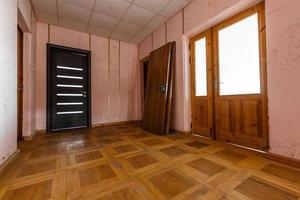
[190,2,268,150]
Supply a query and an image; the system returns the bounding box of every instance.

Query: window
[218,13,261,95]
[195,38,207,96]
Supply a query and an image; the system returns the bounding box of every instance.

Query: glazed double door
[190,3,269,150]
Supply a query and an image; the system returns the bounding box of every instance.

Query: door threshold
[226,142,266,154]
[192,134,213,140]
[50,125,88,132]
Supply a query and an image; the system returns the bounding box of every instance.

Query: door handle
[213,80,223,89]
[81,91,87,98]
[160,85,168,93]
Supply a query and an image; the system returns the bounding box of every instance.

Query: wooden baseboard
[0,149,20,177]
[92,120,142,128]
[265,152,300,168]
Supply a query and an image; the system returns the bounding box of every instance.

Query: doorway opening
[141,56,149,99]
[17,26,23,142]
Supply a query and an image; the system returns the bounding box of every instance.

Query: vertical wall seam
[48,24,50,42]
[165,23,167,43]
[118,41,121,121]
[182,9,185,34]
[181,10,187,131]
[151,33,154,51]
[89,34,91,51]
[108,39,111,122]
[166,23,168,42]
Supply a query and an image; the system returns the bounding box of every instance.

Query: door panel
[241,100,262,137]
[190,30,214,138]
[47,44,91,131]
[142,42,175,135]
[214,4,268,150]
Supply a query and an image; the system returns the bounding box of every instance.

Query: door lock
[82,91,87,98]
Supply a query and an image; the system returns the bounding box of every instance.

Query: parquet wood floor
[1,124,300,199]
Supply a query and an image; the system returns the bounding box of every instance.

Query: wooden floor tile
[75,151,103,164]
[18,159,57,177]
[113,144,138,154]
[187,158,226,177]
[185,141,209,149]
[1,180,52,200]
[98,137,123,144]
[167,134,187,141]
[214,149,246,163]
[96,188,135,200]
[261,163,300,184]
[1,124,300,199]
[127,154,158,169]
[141,138,165,146]
[235,176,298,200]
[79,164,116,187]
[160,145,187,157]
[148,169,195,199]
[29,147,65,159]
[183,186,208,199]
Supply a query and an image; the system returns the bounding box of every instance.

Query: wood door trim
[17,26,23,142]
[46,43,92,132]
[190,2,268,150]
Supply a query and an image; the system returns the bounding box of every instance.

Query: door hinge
[189,56,191,64]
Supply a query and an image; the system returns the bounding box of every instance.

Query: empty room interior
[1,0,300,199]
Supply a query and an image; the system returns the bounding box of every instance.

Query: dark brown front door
[142,42,175,135]
[17,27,23,141]
[47,44,91,131]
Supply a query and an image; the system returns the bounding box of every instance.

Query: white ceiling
[31,0,192,44]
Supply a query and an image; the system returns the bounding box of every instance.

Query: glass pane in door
[195,38,207,96]
[218,13,261,95]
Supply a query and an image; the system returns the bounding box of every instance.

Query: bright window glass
[218,13,261,95]
[195,38,207,96]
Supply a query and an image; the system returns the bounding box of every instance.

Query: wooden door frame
[140,56,150,100]
[46,43,92,132]
[17,26,23,141]
[189,2,269,150]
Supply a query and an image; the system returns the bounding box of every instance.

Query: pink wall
[0,0,17,166]
[266,0,300,159]
[109,40,120,122]
[91,36,110,124]
[35,22,48,131]
[138,35,152,60]
[153,25,166,50]
[138,0,300,159]
[50,26,90,50]
[17,0,37,139]
[35,23,141,130]
[166,11,184,131]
